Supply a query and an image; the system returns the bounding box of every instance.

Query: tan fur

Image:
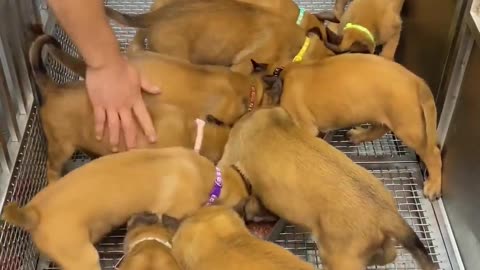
[105,0,335,74]
[1,147,249,270]
[131,0,330,55]
[277,53,442,200]
[167,205,314,270]
[30,35,275,183]
[218,107,436,270]
[119,213,180,270]
[332,0,404,59]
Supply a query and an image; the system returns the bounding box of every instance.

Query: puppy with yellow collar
[105,0,337,74]
[118,212,180,270]
[128,0,334,57]
[318,0,405,60]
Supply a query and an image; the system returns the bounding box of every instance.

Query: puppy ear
[250,59,268,73]
[312,11,340,23]
[326,27,342,45]
[349,41,371,54]
[127,212,160,230]
[161,214,181,232]
[306,27,323,41]
[262,75,277,88]
[232,198,248,219]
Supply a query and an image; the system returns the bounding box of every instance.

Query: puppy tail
[105,6,159,28]
[1,202,40,231]
[417,80,438,149]
[44,42,87,78]
[390,215,436,270]
[29,34,59,100]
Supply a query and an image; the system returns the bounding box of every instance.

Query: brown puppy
[128,0,331,54]
[41,35,279,125]
[1,147,250,270]
[30,35,234,183]
[117,212,180,270]
[161,205,314,270]
[105,0,336,74]
[217,107,437,270]
[277,53,442,200]
[318,0,405,59]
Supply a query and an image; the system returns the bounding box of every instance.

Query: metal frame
[0,0,473,269]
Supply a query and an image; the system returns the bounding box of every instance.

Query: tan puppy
[318,0,405,59]
[128,0,331,54]
[41,35,279,125]
[105,0,336,74]
[161,205,314,270]
[30,35,235,183]
[117,212,180,270]
[1,147,250,270]
[276,53,442,200]
[217,107,436,270]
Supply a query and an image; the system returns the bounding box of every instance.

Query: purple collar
[206,167,223,205]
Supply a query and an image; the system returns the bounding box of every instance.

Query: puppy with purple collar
[1,147,251,270]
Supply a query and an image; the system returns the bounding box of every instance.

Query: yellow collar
[292,37,311,63]
[344,23,375,46]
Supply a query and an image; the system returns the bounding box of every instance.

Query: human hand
[86,56,160,152]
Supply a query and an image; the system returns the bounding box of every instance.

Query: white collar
[115,237,172,269]
[128,236,172,252]
[194,118,206,153]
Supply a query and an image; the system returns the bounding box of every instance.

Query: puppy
[317,0,405,59]
[41,35,279,126]
[117,212,180,270]
[1,147,250,270]
[161,205,315,270]
[30,35,234,183]
[128,0,332,54]
[105,0,336,74]
[276,53,442,200]
[218,107,436,270]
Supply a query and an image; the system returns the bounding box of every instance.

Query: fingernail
[149,135,157,143]
[96,135,102,141]
[112,146,118,153]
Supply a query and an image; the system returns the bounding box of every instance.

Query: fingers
[133,99,157,143]
[119,109,137,150]
[93,106,106,140]
[106,109,121,152]
[140,75,161,94]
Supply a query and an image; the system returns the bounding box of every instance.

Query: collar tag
[292,37,311,63]
[296,8,305,25]
[343,23,375,46]
[194,119,206,153]
[206,167,223,205]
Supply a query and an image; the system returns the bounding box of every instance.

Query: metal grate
[274,163,452,270]
[0,108,47,270]
[0,1,453,270]
[326,128,417,162]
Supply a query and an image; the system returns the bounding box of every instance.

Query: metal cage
[1,0,476,269]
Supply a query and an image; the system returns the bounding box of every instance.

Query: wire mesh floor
[0,0,453,270]
[275,164,452,270]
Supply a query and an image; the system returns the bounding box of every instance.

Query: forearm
[47,0,122,68]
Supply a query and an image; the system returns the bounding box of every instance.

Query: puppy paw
[347,127,368,145]
[423,179,441,201]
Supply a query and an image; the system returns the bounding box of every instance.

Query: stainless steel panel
[442,36,480,270]
[397,0,465,115]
